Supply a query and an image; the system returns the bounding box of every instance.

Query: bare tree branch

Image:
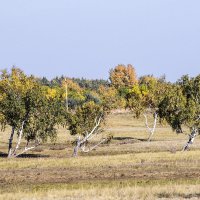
[72,115,105,157]
[12,140,40,158]
[80,138,106,153]
[82,115,103,143]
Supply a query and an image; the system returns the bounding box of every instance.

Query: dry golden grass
[0,183,200,200]
[0,112,200,200]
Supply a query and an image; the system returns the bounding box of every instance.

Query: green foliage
[0,68,67,144]
[158,75,200,132]
[98,86,122,112]
[39,76,110,91]
[125,84,148,118]
[158,85,187,132]
[0,68,37,130]
[24,86,67,143]
[67,101,104,136]
[125,75,170,118]
[72,78,110,90]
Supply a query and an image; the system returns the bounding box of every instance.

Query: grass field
[0,113,200,200]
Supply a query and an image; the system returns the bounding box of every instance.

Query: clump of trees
[0,68,67,158]
[65,83,119,157]
[39,76,110,90]
[124,77,167,141]
[0,67,116,158]
[109,65,168,141]
[109,64,199,148]
[0,65,200,158]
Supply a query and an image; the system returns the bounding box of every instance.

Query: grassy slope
[0,113,200,200]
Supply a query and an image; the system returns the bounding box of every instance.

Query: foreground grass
[1,182,200,200]
[0,150,200,199]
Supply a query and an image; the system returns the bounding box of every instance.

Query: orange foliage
[109,64,138,89]
[62,79,82,92]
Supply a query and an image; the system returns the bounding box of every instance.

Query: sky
[0,0,200,82]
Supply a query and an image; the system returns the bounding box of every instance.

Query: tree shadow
[0,152,7,158]
[113,137,147,142]
[17,154,50,158]
[0,152,49,158]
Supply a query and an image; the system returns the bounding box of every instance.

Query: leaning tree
[158,75,200,151]
[61,74,120,157]
[67,101,107,157]
[125,76,169,141]
[0,68,38,157]
[66,85,118,157]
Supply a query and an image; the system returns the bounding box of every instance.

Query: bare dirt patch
[1,159,200,189]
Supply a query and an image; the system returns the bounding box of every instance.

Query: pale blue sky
[0,0,199,81]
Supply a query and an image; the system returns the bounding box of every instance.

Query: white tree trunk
[8,126,15,158]
[182,128,198,151]
[72,116,105,157]
[73,136,81,157]
[8,114,39,158]
[12,120,25,156]
[144,112,158,142]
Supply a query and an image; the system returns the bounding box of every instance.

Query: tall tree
[67,101,107,157]
[126,76,169,141]
[0,68,66,157]
[62,79,85,109]
[158,75,200,151]
[109,64,138,89]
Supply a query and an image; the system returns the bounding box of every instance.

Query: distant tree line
[38,76,110,90]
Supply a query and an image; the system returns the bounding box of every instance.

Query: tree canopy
[109,64,138,89]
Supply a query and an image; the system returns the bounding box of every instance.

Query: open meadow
[0,112,200,200]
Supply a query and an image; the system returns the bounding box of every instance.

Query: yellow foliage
[110,64,138,89]
[0,93,5,102]
[62,79,85,101]
[46,88,57,99]
[131,85,141,96]
[62,79,82,92]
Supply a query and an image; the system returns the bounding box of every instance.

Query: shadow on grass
[113,137,147,142]
[0,152,7,158]
[157,192,200,199]
[17,154,50,158]
[0,152,49,158]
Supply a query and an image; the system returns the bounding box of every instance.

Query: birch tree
[67,101,108,157]
[158,75,200,151]
[0,68,66,157]
[126,76,169,141]
[0,68,36,157]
